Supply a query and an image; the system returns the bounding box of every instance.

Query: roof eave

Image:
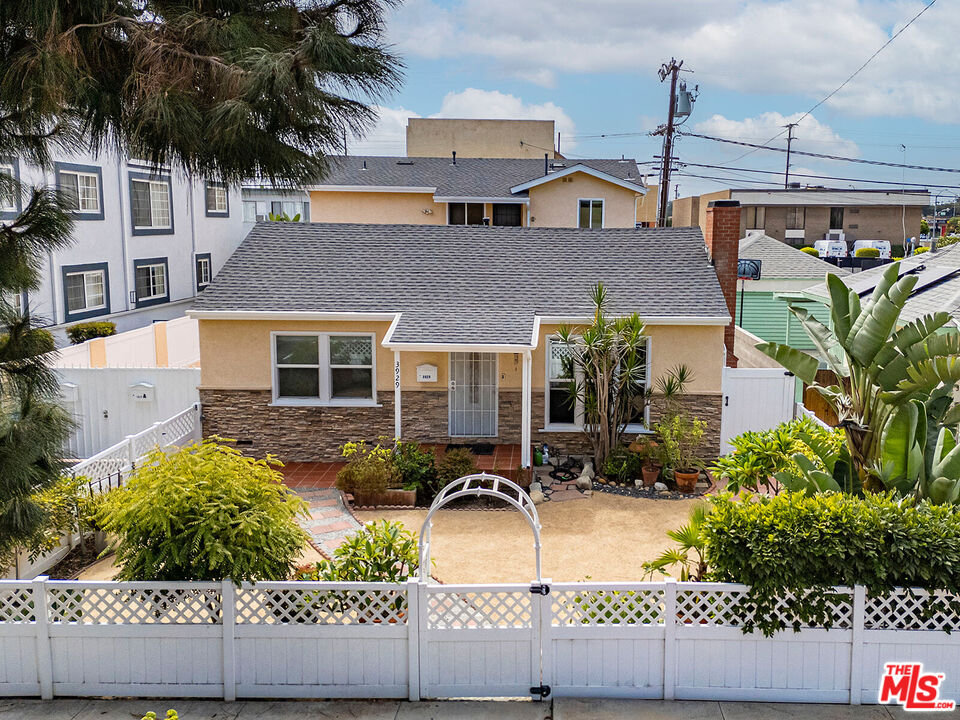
[510,164,647,194]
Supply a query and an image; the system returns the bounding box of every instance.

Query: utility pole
[656,58,682,227]
[783,123,797,188]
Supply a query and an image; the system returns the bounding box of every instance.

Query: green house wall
[734,291,829,350]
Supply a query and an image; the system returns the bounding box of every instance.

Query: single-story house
[736,232,849,351]
[191,207,739,464]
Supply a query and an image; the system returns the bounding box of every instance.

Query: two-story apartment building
[673,187,930,247]
[1,149,244,342]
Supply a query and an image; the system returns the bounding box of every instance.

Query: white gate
[720,367,796,452]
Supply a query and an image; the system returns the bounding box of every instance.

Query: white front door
[449,352,498,437]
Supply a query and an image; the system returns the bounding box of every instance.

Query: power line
[679,132,960,174]
[678,161,957,190]
[796,0,938,125]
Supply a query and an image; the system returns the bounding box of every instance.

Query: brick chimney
[704,200,740,368]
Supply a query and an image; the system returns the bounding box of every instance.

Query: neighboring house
[736,232,848,351]
[799,242,960,328]
[674,187,930,247]
[1,149,244,342]
[191,207,740,465]
[307,155,653,228]
[406,118,562,160]
[240,183,311,224]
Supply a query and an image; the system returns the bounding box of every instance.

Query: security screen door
[448,352,498,437]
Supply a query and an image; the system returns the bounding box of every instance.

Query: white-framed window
[0,164,16,212]
[272,332,376,405]
[242,201,258,222]
[578,198,604,228]
[4,291,23,315]
[131,178,171,229]
[60,170,100,213]
[65,270,106,313]
[545,336,650,430]
[196,256,211,287]
[135,263,167,301]
[205,183,228,214]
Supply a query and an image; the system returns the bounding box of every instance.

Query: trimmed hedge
[66,321,116,344]
[703,492,960,635]
[854,247,880,258]
[799,246,819,256]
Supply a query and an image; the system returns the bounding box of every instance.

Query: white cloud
[693,112,861,158]
[348,89,577,154]
[387,0,959,121]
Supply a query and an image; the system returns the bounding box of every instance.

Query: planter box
[353,488,417,507]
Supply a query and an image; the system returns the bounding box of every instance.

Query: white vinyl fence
[59,367,200,459]
[0,578,956,704]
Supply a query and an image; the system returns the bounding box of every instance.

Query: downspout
[115,155,131,311]
[41,165,58,324]
[188,172,198,296]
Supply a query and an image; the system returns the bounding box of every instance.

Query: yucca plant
[758,262,960,496]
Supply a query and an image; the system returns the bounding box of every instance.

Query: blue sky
[348,0,960,200]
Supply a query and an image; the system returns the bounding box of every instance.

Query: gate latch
[530,684,551,698]
[529,582,550,596]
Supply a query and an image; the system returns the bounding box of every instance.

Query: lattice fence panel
[866,589,960,632]
[0,586,34,623]
[552,589,664,626]
[47,586,222,624]
[72,455,127,484]
[675,587,852,629]
[160,409,198,444]
[427,590,531,629]
[236,587,407,625]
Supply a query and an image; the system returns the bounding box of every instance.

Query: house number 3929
[395,360,400,389]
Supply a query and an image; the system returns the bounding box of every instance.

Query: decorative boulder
[528,481,543,495]
[575,473,592,490]
[653,481,668,492]
[581,461,595,479]
[530,489,547,504]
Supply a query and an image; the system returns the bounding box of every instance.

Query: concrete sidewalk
[0,698,950,719]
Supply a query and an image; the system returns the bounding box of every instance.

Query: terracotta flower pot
[674,469,699,494]
[641,465,660,487]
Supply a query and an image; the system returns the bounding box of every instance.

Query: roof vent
[451,151,456,165]
[396,160,415,165]
[549,162,566,170]
[361,160,367,170]
[619,155,628,163]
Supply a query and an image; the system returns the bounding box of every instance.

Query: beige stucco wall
[529,172,640,228]
[406,118,557,159]
[636,184,658,226]
[672,195,700,228]
[696,190,733,231]
[310,191,446,225]
[200,318,724,398]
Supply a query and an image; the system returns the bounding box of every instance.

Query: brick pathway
[295,487,363,557]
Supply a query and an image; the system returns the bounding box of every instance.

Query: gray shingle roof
[195,223,730,345]
[802,244,960,325]
[312,156,647,199]
[739,232,849,280]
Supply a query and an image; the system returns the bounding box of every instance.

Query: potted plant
[629,436,661,487]
[336,440,408,507]
[656,413,706,493]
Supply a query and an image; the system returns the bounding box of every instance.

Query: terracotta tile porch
[280,444,522,489]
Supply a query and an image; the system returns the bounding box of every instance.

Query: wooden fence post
[406,578,421,702]
[32,576,53,700]
[663,578,677,700]
[849,584,866,705]
[222,579,236,702]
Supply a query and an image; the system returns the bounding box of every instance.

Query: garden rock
[654,481,668,492]
[575,474,592,490]
[530,489,546,504]
[581,461,595,479]
[529,481,542,495]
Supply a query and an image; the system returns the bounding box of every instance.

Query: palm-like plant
[758,262,960,494]
[557,283,649,466]
[643,504,709,582]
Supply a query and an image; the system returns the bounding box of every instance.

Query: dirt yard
[354,492,701,583]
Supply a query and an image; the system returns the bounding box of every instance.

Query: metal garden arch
[418,472,543,582]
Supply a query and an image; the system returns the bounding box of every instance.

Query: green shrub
[937,234,960,249]
[335,440,397,495]
[602,444,641,483]
[100,439,308,582]
[711,417,843,495]
[436,447,478,485]
[300,520,419,583]
[914,245,930,255]
[392,440,441,503]
[799,246,819,256]
[142,712,178,720]
[703,492,960,635]
[66,321,116,344]
[854,247,880,258]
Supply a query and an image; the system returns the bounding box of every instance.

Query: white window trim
[66,270,107,312]
[132,179,172,229]
[270,331,379,407]
[61,170,101,213]
[0,164,16,212]
[196,257,211,287]
[577,198,605,229]
[541,336,651,432]
[135,263,167,301]
[242,200,257,222]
